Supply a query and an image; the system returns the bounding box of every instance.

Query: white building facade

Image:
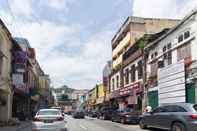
[145,9,197,108]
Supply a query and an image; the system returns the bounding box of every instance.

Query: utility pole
[139,39,148,111]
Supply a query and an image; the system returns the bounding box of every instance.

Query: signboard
[13,74,29,93]
[111,82,142,98]
[12,74,24,85]
[158,60,185,105]
[14,64,26,73]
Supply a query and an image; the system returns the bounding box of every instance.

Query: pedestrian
[143,105,152,114]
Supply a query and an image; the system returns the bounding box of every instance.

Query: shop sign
[120,82,141,96]
[14,84,29,93]
[111,82,142,98]
[12,74,24,85]
[14,64,26,73]
[96,97,104,104]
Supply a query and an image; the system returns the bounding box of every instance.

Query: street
[1,115,165,131]
[65,115,164,131]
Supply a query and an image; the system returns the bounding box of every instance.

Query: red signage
[111,82,142,98]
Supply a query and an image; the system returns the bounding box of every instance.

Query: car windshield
[38,110,60,116]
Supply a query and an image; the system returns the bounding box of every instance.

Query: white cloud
[47,0,68,10]
[9,0,34,18]
[42,30,112,89]
[18,21,78,59]
[132,0,197,19]
[0,10,112,89]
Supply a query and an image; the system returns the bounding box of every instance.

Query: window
[151,62,158,75]
[23,71,28,83]
[153,107,166,113]
[184,31,190,39]
[151,54,154,59]
[167,43,172,49]
[116,75,119,88]
[125,68,129,85]
[154,52,158,57]
[130,65,135,82]
[0,55,3,75]
[167,51,172,65]
[163,46,166,52]
[164,105,187,112]
[177,43,191,61]
[178,34,183,43]
[112,78,115,91]
[138,60,143,79]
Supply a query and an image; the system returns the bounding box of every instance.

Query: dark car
[72,111,85,119]
[98,108,114,120]
[139,103,197,131]
[67,111,74,115]
[111,109,140,124]
[88,111,98,118]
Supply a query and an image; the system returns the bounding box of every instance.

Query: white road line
[79,124,88,130]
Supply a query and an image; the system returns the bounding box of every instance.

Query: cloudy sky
[0,0,196,89]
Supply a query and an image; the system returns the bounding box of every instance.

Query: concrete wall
[0,24,12,122]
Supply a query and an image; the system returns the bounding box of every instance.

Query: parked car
[51,106,64,117]
[139,103,197,131]
[98,108,114,120]
[32,109,66,131]
[67,111,74,115]
[88,110,98,118]
[111,109,140,124]
[72,111,85,119]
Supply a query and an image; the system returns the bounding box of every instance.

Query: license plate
[44,120,53,123]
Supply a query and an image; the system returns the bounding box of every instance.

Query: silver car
[32,109,67,131]
[139,103,197,131]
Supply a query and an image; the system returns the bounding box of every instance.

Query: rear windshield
[193,105,197,112]
[38,110,60,115]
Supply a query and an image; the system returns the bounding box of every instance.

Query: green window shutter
[148,91,158,109]
[186,84,196,104]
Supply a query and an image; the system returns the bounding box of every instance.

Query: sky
[0,0,196,89]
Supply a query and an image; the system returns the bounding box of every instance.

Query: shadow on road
[148,128,166,131]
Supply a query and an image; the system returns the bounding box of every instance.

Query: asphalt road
[5,115,164,131]
[65,115,165,131]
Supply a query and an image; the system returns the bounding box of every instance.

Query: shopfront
[111,82,143,112]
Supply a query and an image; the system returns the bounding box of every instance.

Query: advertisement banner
[12,74,24,85]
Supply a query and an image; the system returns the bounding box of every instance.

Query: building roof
[145,8,197,50]
[14,37,31,48]
[111,16,179,46]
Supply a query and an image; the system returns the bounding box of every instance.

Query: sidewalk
[0,121,31,131]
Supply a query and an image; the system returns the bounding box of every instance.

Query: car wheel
[172,122,186,131]
[139,119,147,129]
[121,118,125,124]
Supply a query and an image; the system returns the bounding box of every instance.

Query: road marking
[79,124,88,130]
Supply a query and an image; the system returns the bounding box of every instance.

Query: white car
[32,109,67,131]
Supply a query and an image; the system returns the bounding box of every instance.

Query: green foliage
[138,39,145,49]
